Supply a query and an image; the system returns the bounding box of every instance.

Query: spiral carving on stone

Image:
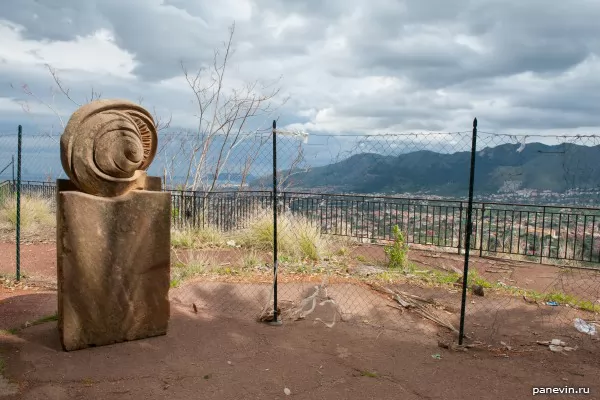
[60,99,158,197]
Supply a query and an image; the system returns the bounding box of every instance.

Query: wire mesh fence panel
[0,134,16,197]
[272,130,475,335]
[0,133,18,277]
[162,130,279,322]
[462,130,600,348]
[0,131,59,284]
[4,121,600,347]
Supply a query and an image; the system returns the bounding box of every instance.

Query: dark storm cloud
[345,0,600,89]
[1,0,600,135]
[0,0,216,81]
[0,0,105,41]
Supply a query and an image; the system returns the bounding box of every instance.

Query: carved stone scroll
[57,99,170,351]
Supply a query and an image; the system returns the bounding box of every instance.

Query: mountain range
[251,142,600,196]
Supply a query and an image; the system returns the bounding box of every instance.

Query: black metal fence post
[479,203,486,257]
[459,118,478,345]
[540,206,546,263]
[269,119,281,325]
[16,125,22,281]
[282,191,287,214]
[458,201,463,254]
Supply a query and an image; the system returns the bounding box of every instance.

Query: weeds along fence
[6,182,600,267]
[167,190,600,266]
[2,122,600,347]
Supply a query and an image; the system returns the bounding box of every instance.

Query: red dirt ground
[1,291,600,400]
[2,241,600,299]
[1,242,600,399]
[1,240,599,346]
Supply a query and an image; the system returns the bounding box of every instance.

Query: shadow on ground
[0,292,57,331]
[1,285,599,400]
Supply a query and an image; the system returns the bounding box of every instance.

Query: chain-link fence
[266,126,473,335]
[1,121,599,348]
[462,129,600,348]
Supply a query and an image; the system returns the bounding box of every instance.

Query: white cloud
[0,20,137,78]
[1,0,600,140]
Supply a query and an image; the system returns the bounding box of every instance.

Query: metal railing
[169,189,274,231]
[6,180,600,265]
[169,189,600,265]
[473,202,600,263]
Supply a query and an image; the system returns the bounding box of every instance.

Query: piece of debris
[546,301,559,306]
[431,354,441,360]
[258,308,281,323]
[227,361,233,366]
[471,284,485,297]
[537,339,577,353]
[226,240,237,247]
[284,388,291,396]
[537,339,564,346]
[574,318,596,336]
[437,340,469,352]
[257,285,283,322]
[500,341,512,351]
[368,283,459,334]
[282,277,344,327]
[551,345,577,353]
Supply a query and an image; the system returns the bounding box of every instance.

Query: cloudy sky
[1,0,600,140]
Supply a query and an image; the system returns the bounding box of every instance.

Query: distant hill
[250,142,600,196]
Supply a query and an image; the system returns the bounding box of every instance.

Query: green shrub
[467,269,493,288]
[384,225,409,270]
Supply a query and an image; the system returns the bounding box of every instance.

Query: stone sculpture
[56,99,171,351]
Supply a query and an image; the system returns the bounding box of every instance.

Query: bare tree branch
[177,22,291,194]
[278,141,310,191]
[14,82,66,130]
[14,64,171,155]
[46,64,81,107]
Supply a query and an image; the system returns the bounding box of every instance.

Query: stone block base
[56,179,171,351]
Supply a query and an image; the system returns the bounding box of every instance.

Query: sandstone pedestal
[56,99,171,352]
[57,178,170,351]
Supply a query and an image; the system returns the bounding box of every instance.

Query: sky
[1,0,600,183]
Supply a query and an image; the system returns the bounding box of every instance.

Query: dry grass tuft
[234,210,330,261]
[171,226,226,249]
[170,252,213,287]
[0,195,55,241]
